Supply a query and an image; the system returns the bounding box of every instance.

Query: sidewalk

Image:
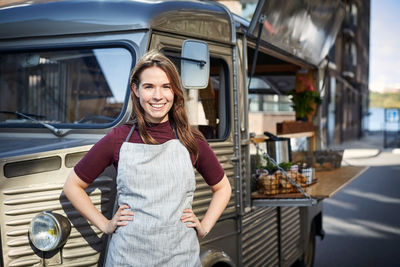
[330,132,400,166]
[330,132,383,159]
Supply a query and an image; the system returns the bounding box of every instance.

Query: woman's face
[133,66,174,124]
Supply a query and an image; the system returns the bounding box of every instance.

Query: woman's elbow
[63,173,75,199]
[224,176,231,195]
[63,170,87,198]
[213,174,231,197]
[226,181,232,200]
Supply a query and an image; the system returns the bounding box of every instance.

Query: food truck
[0,0,366,266]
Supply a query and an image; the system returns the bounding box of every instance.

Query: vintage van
[0,0,345,266]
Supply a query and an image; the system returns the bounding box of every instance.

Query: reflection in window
[0,47,133,126]
[249,94,293,112]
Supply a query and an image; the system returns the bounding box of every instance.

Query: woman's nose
[152,87,162,99]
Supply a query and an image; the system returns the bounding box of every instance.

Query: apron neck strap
[125,124,136,142]
[170,121,179,140]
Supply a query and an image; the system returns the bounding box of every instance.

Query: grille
[242,207,279,267]
[281,207,301,264]
[193,142,236,220]
[1,146,116,267]
[2,175,115,267]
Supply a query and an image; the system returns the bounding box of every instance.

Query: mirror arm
[168,55,206,68]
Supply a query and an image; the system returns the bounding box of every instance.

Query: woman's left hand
[180,209,208,238]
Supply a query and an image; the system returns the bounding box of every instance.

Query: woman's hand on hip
[104,204,134,234]
[180,209,208,238]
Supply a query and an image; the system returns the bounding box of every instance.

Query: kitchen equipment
[301,167,315,184]
[263,131,292,164]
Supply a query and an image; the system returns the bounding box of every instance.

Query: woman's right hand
[103,205,134,234]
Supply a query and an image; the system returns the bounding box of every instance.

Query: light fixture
[28,211,71,251]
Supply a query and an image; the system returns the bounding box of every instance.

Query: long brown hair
[129,50,204,159]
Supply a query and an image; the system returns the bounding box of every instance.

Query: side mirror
[181,39,210,89]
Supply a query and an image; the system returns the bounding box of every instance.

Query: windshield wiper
[0,110,64,137]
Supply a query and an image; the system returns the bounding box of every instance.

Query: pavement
[329,131,400,166]
[314,132,400,267]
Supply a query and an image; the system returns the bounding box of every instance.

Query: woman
[63,50,231,266]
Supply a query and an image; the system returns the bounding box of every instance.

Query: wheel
[201,249,235,267]
[292,223,316,267]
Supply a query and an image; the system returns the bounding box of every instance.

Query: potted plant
[288,76,322,121]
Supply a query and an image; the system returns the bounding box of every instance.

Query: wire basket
[313,150,344,170]
[292,150,344,171]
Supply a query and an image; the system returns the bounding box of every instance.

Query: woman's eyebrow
[141,82,171,86]
[141,82,153,86]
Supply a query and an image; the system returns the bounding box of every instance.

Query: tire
[201,249,235,267]
[292,223,316,267]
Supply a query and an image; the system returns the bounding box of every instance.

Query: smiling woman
[63,50,231,267]
[132,66,174,124]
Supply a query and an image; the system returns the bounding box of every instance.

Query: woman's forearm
[200,174,231,236]
[63,170,110,233]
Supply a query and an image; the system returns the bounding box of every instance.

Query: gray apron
[105,125,201,267]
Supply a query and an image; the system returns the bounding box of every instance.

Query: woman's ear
[132,84,140,98]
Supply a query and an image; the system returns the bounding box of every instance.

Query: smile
[150,103,166,108]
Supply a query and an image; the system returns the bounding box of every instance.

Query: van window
[0,47,133,127]
[248,75,294,113]
[186,58,229,140]
[166,52,230,140]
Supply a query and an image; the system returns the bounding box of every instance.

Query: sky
[370,0,400,92]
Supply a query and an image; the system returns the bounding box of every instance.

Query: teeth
[151,104,164,108]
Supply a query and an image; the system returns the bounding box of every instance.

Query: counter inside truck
[252,166,369,205]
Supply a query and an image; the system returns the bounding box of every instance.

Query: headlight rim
[29,211,69,252]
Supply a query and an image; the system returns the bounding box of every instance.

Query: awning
[248,0,345,66]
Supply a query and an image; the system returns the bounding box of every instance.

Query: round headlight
[29,211,71,251]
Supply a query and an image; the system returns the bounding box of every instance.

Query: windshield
[0,46,133,127]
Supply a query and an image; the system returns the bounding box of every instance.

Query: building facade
[323,0,370,145]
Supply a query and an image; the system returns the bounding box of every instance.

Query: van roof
[0,0,232,43]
